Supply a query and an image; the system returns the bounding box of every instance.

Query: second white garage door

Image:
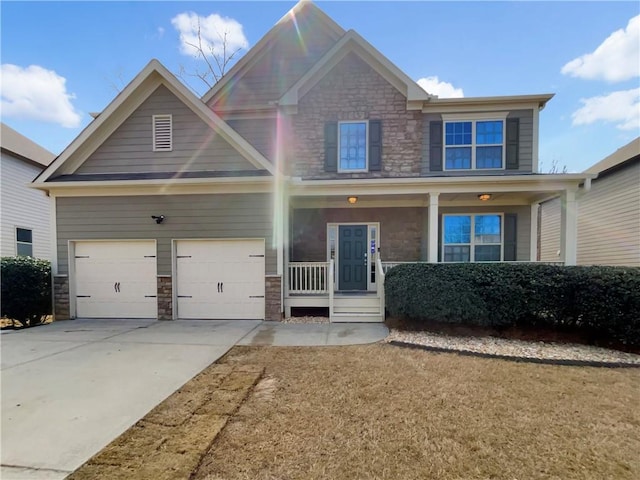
[175,239,265,319]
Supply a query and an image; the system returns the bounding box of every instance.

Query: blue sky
[2,1,639,172]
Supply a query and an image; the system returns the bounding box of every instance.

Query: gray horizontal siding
[440,205,531,261]
[421,110,534,175]
[77,85,256,174]
[577,161,640,266]
[56,194,276,276]
[227,119,276,163]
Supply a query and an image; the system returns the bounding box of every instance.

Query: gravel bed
[386,329,640,365]
[282,316,330,324]
[280,316,639,365]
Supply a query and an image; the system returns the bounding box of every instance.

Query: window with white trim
[444,119,505,170]
[338,121,368,171]
[16,228,33,257]
[443,214,502,262]
[153,114,172,151]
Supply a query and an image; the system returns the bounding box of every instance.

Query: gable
[73,85,258,176]
[206,2,343,110]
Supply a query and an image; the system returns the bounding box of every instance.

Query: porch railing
[288,262,329,294]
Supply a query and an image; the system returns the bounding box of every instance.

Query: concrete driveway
[0,318,261,480]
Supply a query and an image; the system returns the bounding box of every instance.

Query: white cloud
[171,12,248,58]
[561,15,640,82]
[416,76,464,98]
[157,27,165,38]
[571,88,640,131]
[1,64,81,128]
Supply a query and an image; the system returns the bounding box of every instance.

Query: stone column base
[53,275,70,321]
[157,276,173,320]
[265,275,282,322]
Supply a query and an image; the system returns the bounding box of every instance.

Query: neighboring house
[1,123,55,259]
[539,137,640,267]
[32,1,593,323]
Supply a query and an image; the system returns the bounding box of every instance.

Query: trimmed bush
[385,263,640,348]
[1,256,52,327]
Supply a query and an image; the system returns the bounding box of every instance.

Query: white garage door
[176,239,265,320]
[74,241,157,318]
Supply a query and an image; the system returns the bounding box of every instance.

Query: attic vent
[153,114,172,151]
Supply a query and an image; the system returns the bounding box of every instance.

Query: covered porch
[281,174,592,320]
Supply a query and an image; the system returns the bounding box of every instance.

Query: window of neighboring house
[16,228,33,257]
[153,114,172,151]
[443,214,502,262]
[339,121,368,171]
[444,120,504,170]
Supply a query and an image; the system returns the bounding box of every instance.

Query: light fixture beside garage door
[151,215,165,224]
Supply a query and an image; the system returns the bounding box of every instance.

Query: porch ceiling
[291,191,559,208]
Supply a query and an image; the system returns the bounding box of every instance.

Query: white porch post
[560,189,578,266]
[428,192,439,263]
[530,202,539,262]
[283,188,291,316]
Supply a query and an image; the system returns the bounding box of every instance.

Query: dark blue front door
[338,225,367,291]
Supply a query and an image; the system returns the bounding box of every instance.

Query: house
[539,137,640,267]
[1,123,55,259]
[32,1,593,323]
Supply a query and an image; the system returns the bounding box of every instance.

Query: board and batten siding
[421,110,534,175]
[55,194,275,276]
[0,153,51,259]
[538,198,561,262]
[76,85,257,175]
[577,161,640,266]
[439,206,531,261]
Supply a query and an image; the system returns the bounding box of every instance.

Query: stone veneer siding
[291,207,424,263]
[53,275,70,321]
[288,52,423,179]
[265,275,283,322]
[157,276,172,320]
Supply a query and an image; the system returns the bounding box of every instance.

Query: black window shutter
[504,213,517,261]
[505,118,519,170]
[429,121,443,172]
[324,122,338,172]
[369,120,382,171]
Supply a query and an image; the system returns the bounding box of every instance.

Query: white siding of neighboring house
[577,161,640,266]
[538,197,561,262]
[1,152,51,259]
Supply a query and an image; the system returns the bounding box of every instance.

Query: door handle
[220,282,224,293]
[217,282,220,293]
[114,282,120,293]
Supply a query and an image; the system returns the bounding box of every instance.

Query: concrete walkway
[1,319,387,479]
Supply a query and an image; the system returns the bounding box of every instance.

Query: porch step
[331,312,384,323]
[333,305,381,314]
[333,295,380,309]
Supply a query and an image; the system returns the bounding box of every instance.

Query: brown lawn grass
[195,344,640,480]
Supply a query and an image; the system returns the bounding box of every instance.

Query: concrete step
[333,305,381,314]
[333,296,380,309]
[330,313,384,323]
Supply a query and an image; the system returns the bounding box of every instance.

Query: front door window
[338,225,368,291]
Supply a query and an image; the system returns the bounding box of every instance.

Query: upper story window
[16,228,33,257]
[324,120,382,173]
[443,214,503,262]
[153,114,172,151]
[443,115,507,170]
[339,121,368,171]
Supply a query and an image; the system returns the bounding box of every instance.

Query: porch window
[443,214,502,262]
[444,119,505,170]
[339,121,368,171]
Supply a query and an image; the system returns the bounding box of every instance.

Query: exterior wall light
[151,215,165,224]
[347,196,358,204]
[477,194,492,201]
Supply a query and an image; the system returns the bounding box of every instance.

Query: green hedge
[1,256,52,327]
[384,263,640,347]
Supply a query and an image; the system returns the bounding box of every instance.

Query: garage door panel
[176,240,265,320]
[74,241,157,319]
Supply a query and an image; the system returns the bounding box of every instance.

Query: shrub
[385,263,640,348]
[1,256,52,327]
